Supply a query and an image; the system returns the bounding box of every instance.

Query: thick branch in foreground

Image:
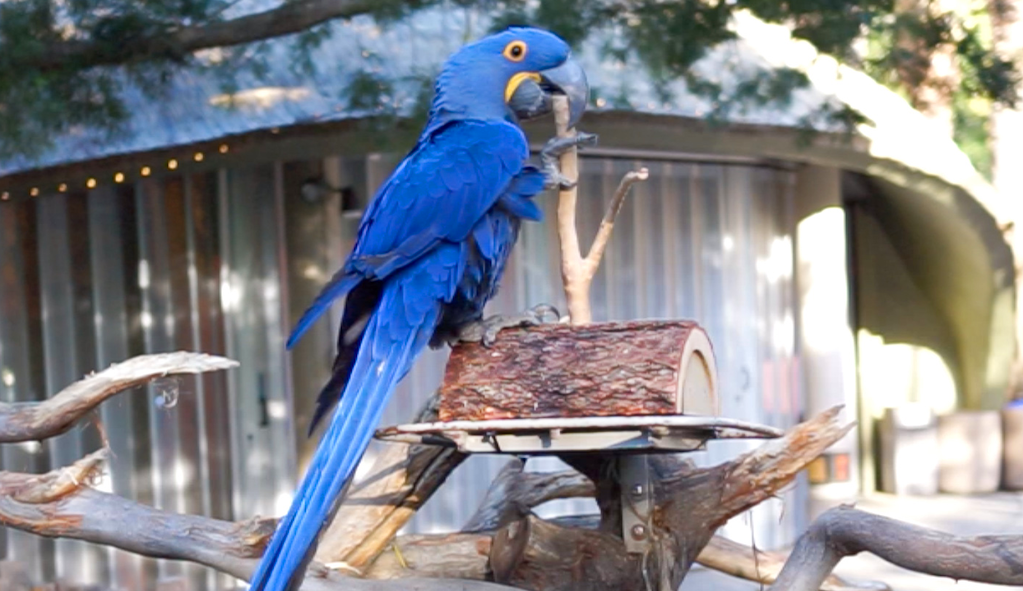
[770,505,1023,591]
[0,352,237,443]
[28,0,394,72]
[0,452,513,591]
[0,377,865,591]
[317,398,466,569]
[488,406,855,590]
[462,459,594,533]
[451,458,884,590]
[699,535,889,591]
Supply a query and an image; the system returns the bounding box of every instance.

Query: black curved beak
[508,56,589,128]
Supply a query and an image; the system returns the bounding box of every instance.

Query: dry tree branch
[0,352,237,443]
[0,452,514,591]
[316,397,466,570]
[584,168,650,269]
[769,505,1023,591]
[699,535,890,591]
[360,450,886,590]
[319,443,465,571]
[462,459,595,533]
[0,363,873,591]
[482,406,862,590]
[447,457,884,590]
[552,96,588,324]
[551,96,648,324]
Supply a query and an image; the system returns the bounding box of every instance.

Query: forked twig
[551,96,648,324]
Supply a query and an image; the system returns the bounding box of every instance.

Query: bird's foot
[541,132,599,190]
[454,304,561,347]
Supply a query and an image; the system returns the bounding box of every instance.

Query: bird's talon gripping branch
[456,303,560,347]
[542,132,598,190]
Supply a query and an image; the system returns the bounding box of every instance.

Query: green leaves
[0,0,1018,166]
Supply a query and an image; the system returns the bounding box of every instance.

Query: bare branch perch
[584,167,650,268]
[553,96,588,324]
[0,352,237,443]
[770,505,1023,591]
[714,405,855,518]
[0,451,275,579]
[552,96,648,324]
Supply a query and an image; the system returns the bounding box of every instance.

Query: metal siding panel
[0,199,52,580]
[222,164,296,522]
[36,191,110,585]
[166,176,213,591]
[136,178,192,585]
[88,186,149,591]
[188,172,236,591]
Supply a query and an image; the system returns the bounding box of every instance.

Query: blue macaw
[248,27,591,591]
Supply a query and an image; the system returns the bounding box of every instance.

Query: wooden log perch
[0,352,238,443]
[439,320,717,421]
[770,505,1023,591]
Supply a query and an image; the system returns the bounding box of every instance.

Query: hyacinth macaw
[248,27,592,591]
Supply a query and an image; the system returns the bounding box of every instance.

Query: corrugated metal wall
[0,151,799,589]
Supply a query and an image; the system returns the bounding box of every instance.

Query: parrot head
[429,27,589,129]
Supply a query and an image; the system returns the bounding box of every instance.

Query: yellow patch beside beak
[505,72,542,103]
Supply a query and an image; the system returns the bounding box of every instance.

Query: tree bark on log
[439,320,702,421]
[0,443,515,591]
[770,505,1023,591]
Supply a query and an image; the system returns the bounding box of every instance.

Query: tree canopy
[0,0,1017,173]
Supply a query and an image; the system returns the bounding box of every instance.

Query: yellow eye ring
[503,40,527,62]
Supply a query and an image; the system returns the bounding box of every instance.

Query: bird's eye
[503,40,527,62]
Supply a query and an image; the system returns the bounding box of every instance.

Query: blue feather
[252,26,573,591]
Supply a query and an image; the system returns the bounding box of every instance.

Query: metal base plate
[375,414,782,455]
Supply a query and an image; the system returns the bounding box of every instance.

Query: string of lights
[1,143,231,201]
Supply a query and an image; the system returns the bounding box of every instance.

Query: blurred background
[0,1,1022,589]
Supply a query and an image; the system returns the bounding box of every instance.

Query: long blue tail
[249,277,440,591]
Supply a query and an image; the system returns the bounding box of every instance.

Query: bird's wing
[286,119,531,348]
